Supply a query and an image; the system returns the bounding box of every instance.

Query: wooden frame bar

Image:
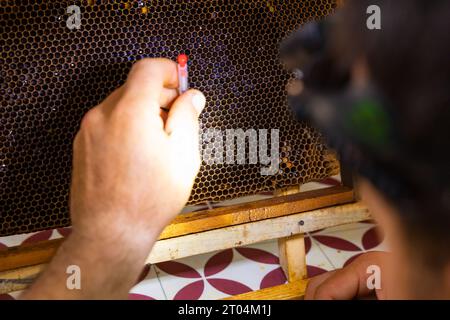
[0,0,352,299]
[0,202,370,295]
[224,279,309,300]
[148,201,368,263]
[278,234,307,282]
[0,185,369,297]
[0,186,354,273]
[160,186,354,239]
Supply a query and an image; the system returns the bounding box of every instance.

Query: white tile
[317,244,362,269]
[305,235,335,274]
[0,233,33,247]
[155,250,219,300]
[311,226,388,269]
[6,290,24,299]
[313,228,368,269]
[155,240,286,300]
[129,265,166,300]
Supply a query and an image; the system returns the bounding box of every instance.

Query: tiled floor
[156,222,384,300]
[0,178,388,300]
[0,220,386,300]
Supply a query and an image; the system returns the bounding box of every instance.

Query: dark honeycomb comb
[0,0,338,236]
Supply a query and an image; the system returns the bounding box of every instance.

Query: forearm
[20,227,160,300]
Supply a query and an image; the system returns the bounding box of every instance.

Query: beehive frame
[1,0,340,237]
[0,178,371,299]
[0,0,371,299]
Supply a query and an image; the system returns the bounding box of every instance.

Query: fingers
[165,89,206,137]
[160,88,178,109]
[165,89,206,185]
[159,88,179,122]
[304,270,337,300]
[97,59,179,118]
[122,58,179,114]
[93,58,203,134]
[311,266,364,300]
[286,79,304,96]
[127,58,179,91]
[305,252,388,300]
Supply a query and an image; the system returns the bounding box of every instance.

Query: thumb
[165,89,206,137]
[165,89,206,184]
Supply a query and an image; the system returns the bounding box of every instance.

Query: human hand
[305,251,390,300]
[22,58,206,299]
[70,58,206,246]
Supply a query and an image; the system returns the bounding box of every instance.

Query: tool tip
[177,54,188,67]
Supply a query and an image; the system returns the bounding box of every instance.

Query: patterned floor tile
[1,225,387,299]
[311,224,388,269]
[0,174,385,300]
[152,237,342,300]
[233,241,286,290]
[154,242,286,300]
[304,235,335,277]
[155,250,231,300]
[0,228,66,248]
[2,291,23,300]
[2,268,165,300]
[129,265,166,300]
[0,293,17,300]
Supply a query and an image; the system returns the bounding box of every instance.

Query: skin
[306,179,450,300]
[21,58,206,299]
[305,180,398,300]
[304,57,450,300]
[20,58,449,299]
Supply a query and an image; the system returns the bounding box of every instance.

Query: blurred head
[286,0,450,298]
[339,0,450,299]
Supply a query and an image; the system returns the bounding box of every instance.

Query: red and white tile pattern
[1,177,387,300]
[0,222,385,300]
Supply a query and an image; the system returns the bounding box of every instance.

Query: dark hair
[334,0,450,269]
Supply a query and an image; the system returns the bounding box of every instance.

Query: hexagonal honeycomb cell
[0,0,339,236]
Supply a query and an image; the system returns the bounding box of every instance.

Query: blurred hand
[305,252,390,300]
[22,58,206,299]
[70,58,206,246]
[22,58,391,300]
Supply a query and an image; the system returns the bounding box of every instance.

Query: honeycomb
[0,0,339,236]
